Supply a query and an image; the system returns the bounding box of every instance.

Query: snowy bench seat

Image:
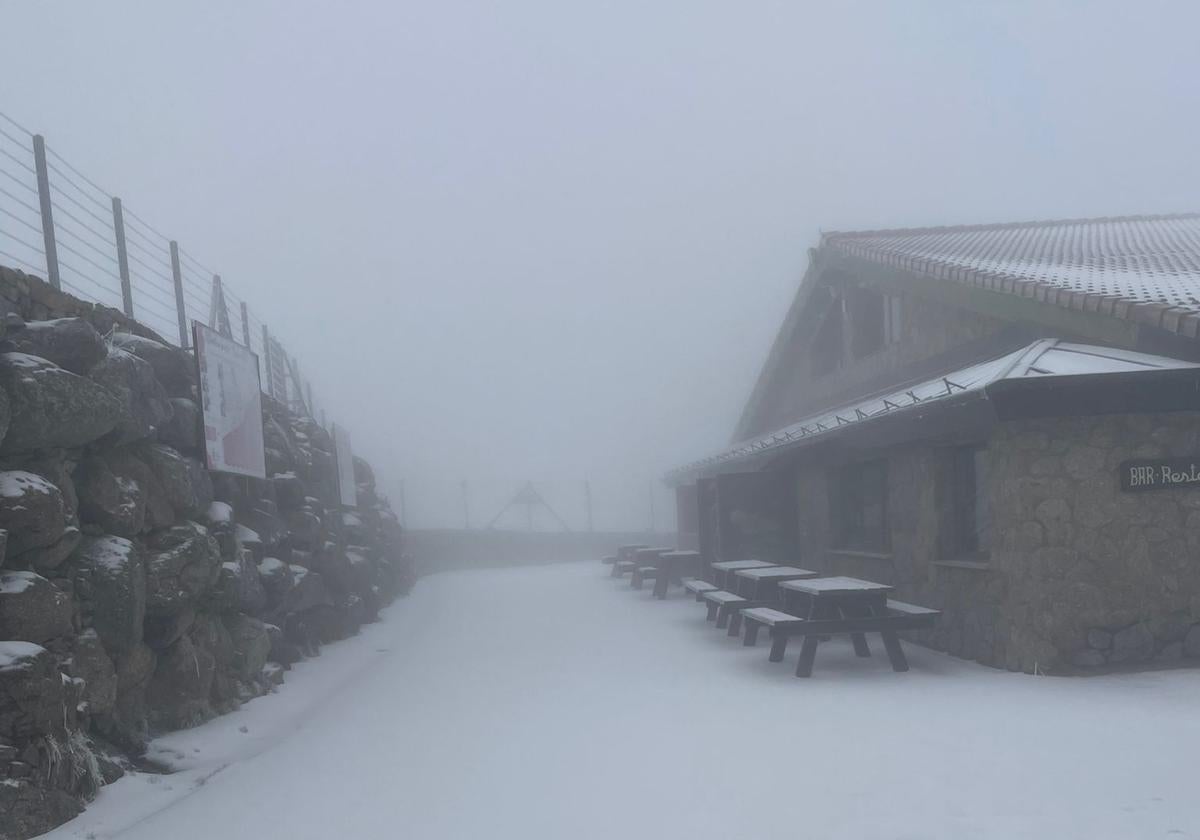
[740,599,941,677]
[601,555,618,565]
[630,565,660,590]
[683,579,718,601]
[701,590,758,628]
[613,560,638,578]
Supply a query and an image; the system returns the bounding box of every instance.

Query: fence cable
[0,205,45,237]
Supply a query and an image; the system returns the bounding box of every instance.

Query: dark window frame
[941,445,991,560]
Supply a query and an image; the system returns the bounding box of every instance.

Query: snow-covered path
[47,562,1200,840]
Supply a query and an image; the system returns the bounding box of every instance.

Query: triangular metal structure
[486,482,572,532]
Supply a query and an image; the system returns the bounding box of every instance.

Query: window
[829,459,889,551]
[943,446,990,558]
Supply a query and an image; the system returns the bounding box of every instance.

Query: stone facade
[788,411,1200,675]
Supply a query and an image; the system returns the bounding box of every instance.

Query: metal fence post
[169,241,189,348]
[111,197,134,317]
[31,135,61,290]
[261,324,275,399]
[240,301,251,347]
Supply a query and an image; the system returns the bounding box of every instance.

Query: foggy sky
[4,1,1199,530]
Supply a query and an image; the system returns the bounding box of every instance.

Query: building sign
[333,422,357,507]
[194,322,267,479]
[1120,457,1200,492]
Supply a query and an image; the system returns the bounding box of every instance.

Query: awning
[666,339,1200,484]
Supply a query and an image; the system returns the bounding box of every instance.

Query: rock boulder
[0,571,73,644]
[67,536,145,654]
[89,347,173,443]
[0,317,106,376]
[0,353,122,454]
[0,470,67,557]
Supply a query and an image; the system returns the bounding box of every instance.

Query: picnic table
[630,547,674,589]
[708,559,775,590]
[611,543,649,577]
[648,550,703,599]
[740,575,937,676]
[731,565,818,599]
[717,566,819,636]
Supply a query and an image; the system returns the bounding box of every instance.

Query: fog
[4,0,1199,531]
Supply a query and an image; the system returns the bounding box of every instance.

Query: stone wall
[788,411,1200,675]
[990,412,1200,673]
[408,529,663,575]
[0,267,414,839]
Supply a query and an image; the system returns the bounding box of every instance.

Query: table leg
[652,560,670,599]
[727,609,743,637]
[744,621,761,647]
[844,603,872,658]
[881,631,909,672]
[795,599,826,678]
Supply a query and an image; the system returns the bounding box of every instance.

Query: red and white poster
[194,322,267,479]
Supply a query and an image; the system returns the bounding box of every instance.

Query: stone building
[668,213,1200,673]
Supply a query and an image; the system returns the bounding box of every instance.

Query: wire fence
[0,110,324,423]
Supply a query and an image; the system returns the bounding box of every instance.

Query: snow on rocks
[0,469,67,558]
[0,317,106,376]
[0,640,44,671]
[0,570,73,644]
[0,286,412,837]
[66,536,146,653]
[0,352,122,454]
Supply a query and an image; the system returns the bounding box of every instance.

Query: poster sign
[333,422,357,507]
[194,322,267,479]
[1120,457,1200,492]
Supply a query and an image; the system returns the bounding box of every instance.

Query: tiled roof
[823,213,1200,336]
[667,339,1197,482]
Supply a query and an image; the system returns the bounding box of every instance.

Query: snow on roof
[823,213,1200,332]
[669,339,1199,480]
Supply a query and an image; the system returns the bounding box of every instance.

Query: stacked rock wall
[0,267,413,839]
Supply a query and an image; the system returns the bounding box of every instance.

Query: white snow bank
[42,564,1200,840]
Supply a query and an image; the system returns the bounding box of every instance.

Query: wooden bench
[613,559,638,578]
[683,579,718,601]
[701,590,758,628]
[740,599,941,677]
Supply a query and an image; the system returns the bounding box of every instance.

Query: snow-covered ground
[44,562,1200,840]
